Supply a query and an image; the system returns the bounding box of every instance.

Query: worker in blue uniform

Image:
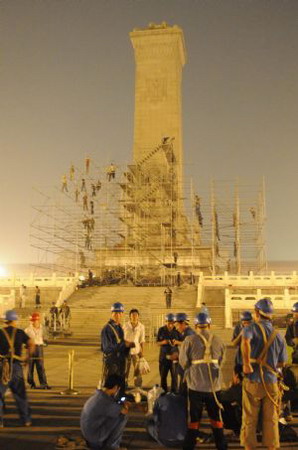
[285,301,298,363]
[231,310,253,376]
[0,310,35,427]
[100,303,135,395]
[179,312,227,450]
[174,312,195,394]
[241,298,287,450]
[81,374,129,450]
[175,313,195,340]
[157,313,181,392]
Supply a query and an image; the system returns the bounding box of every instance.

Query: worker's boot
[183,429,197,450]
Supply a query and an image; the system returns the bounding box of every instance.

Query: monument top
[132,22,180,31]
[130,22,186,65]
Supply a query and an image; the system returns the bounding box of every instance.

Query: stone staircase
[66,284,199,342]
[202,287,226,328]
[11,284,232,344]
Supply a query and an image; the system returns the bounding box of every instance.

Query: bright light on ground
[0,265,8,277]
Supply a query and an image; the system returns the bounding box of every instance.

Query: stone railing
[197,271,298,329]
[0,274,79,311]
[198,271,298,289]
[0,290,16,318]
[56,279,79,308]
[0,273,77,288]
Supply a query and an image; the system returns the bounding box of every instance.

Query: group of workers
[82,298,298,450]
[1,298,298,450]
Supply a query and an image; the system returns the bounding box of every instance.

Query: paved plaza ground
[0,342,297,449]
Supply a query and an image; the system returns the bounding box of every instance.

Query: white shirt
[123,321,145,355]
[25,324,44,346]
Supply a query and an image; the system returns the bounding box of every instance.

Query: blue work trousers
[0,361,31,424]
[86,414,128,450]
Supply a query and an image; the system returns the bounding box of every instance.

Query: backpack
[147,393,187,447]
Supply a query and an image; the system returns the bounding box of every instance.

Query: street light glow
[0,265,8,277]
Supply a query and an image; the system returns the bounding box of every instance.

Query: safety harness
[107,323,121,344]
[231,331,242,347]
[101,322,123,386]
[191,332,224,412]
[249,323,281,410]
[0,328,23,385]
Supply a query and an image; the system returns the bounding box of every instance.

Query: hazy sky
[1,0,298,264]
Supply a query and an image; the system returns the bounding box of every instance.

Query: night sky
[1,0,298,265]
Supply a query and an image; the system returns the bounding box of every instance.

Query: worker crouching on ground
[80,374,129,450]
[0,310,35,427]
[25,312,51,389]
[241,298,287,450]
[179,312,227,450]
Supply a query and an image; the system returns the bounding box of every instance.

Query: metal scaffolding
[197,178,267,275]
[30,147,267,278]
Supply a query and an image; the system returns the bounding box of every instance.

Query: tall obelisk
[130,23,186,188]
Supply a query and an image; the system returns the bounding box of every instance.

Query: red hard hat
[30,312,40,321]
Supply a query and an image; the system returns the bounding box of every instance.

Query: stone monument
[130,22,185,189]
[94,23,211,279]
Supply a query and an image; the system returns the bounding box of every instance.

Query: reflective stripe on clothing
[188,421,199,429]
[179,330,225,392]
[185,389,227,450]
[210,419,223,428]
[101,320,126,355]
[192,359,219,365]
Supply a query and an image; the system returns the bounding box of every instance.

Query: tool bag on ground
[147,392,187,447]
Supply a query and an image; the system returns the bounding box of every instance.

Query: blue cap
[255,298,273,317]
[175,312,189,322]
[111,302,124,313]
[4,310,18,321]
[240,311,253,322]
[165,313,175,322]
[194,312,211,326]
[292,302,298,313]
